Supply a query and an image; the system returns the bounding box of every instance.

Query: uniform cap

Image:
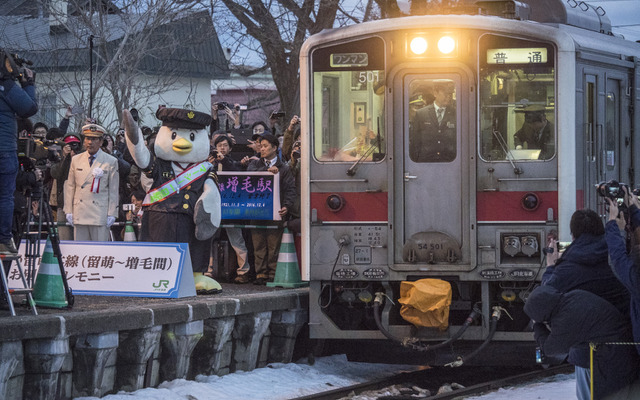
[156,107,212,130]
[81,124,106,137]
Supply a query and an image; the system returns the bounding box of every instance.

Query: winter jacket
[524,286,639,399]
[0,79,37,152]
[606,204,640,355]
[542,233,630,316]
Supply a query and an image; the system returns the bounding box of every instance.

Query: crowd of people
[0,90,302,288]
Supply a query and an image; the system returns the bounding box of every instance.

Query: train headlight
[410,37,428,55]
[326,194,345,212]
[437,36,456,54]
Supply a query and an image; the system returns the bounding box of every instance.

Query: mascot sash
[143,161,213,206]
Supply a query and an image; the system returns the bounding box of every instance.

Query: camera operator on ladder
[0,50,38,257]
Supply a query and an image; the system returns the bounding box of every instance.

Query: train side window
[478,35,556,162]
[605,91,618,171]
[312,70,386,162]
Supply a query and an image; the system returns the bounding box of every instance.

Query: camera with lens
[68,141,82,152]
[597,180,628,205]
[215,102,229,110]
[270,111,285,119]
[292,140,301,160]
[0,49,33,82]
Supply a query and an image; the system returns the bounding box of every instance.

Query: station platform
[0,283,309,400]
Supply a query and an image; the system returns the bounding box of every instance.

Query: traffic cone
[123,220,137,241]
[267,228,308,288]
[32,237,68,308]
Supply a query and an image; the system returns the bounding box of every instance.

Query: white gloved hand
[66,213,73,226]
[106,216,116,227]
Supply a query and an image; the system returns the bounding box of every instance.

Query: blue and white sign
[217,171,281,220]
[8,241,195,298]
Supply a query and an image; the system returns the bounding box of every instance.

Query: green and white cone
[33,238,68,308]
[268,228,308,288]
[123,220,137,241]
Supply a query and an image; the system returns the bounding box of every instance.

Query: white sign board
[8,241,195,298]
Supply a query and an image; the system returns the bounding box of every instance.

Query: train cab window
[408,79,457,163]
[478,35,556,162]
[310,37,386,162]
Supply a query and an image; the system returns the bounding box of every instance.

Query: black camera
[597,180,628,202]
[270,111,285,119]
[0,49,33,81]
[215,102,229,110]
[68,142,81,152]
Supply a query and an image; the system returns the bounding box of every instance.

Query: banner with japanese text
[8,241,195,298]
[217,171,281,220]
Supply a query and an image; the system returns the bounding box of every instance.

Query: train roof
[585,1,640,42]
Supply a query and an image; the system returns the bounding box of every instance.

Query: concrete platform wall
[0,289,308,400]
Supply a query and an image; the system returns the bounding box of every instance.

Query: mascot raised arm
[123,107,222,294]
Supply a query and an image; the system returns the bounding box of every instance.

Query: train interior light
[437,35,456,54]
[409,37,428,55]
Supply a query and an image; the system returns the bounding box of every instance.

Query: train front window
[310,37,386,162]
[478,35,556,162]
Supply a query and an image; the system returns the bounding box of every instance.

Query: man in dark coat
[247,134,296,285]
[513,106,554,160]
[409,83,456,163]
[605,194,640,356]
[543,209,630,315]
[524,285,638,400]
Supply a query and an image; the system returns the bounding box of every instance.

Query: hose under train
[373,292,504,366]
[372,292,480,352]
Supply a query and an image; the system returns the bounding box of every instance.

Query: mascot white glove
[106,216,116,227]
[66,214,73,227]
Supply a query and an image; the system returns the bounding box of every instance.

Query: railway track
[293,364,574,400]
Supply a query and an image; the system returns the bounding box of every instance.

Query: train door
[394,73,472,268]
[582,74,625,209]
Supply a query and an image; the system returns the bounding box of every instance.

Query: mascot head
[154,107,212,163]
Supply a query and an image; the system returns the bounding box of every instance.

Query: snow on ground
[74,354,576,400]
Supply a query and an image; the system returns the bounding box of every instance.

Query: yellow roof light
[410,37,428,55]
[438,36,456,54]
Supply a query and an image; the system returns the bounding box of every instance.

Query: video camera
[0,49,33,81]
[17,135,61,169]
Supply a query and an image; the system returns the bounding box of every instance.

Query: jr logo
[152,280,170,289]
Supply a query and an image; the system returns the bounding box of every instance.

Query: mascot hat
[156,107,212,130]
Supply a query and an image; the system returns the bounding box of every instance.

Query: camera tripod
[8,182,74,310]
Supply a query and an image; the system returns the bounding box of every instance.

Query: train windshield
[478,35,556,162]
[310,37,386,162]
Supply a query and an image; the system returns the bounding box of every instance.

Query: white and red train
[298,0,640,364]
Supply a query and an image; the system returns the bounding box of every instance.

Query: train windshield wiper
[491,128,523,175]
[346,145,377,176]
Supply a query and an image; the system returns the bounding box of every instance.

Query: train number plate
[354,246,371,264]
[480,269,505,279]
[334,268,358,279]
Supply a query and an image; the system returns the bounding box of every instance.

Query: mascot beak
[172,137,193,154]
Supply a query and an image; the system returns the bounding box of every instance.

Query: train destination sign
[330,52,369,67]
[486,48,547,64]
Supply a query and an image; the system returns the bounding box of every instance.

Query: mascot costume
[123,107,222,294]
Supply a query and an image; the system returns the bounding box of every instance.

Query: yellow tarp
[398,279,452,331]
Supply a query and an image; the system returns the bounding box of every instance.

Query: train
[298,0,640,365]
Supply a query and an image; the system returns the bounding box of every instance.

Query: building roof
[0,9,230,79]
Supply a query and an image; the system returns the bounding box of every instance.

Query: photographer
[50,132,82,240]
[0,50,37,255]
[285,139,301,234]
[212,102,242,134]
[282,115,300,162]
[605,188,640,357]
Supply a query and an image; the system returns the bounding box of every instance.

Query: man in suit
[64,124,119,241]
[409,83,456,162]
[513,106,554,160]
